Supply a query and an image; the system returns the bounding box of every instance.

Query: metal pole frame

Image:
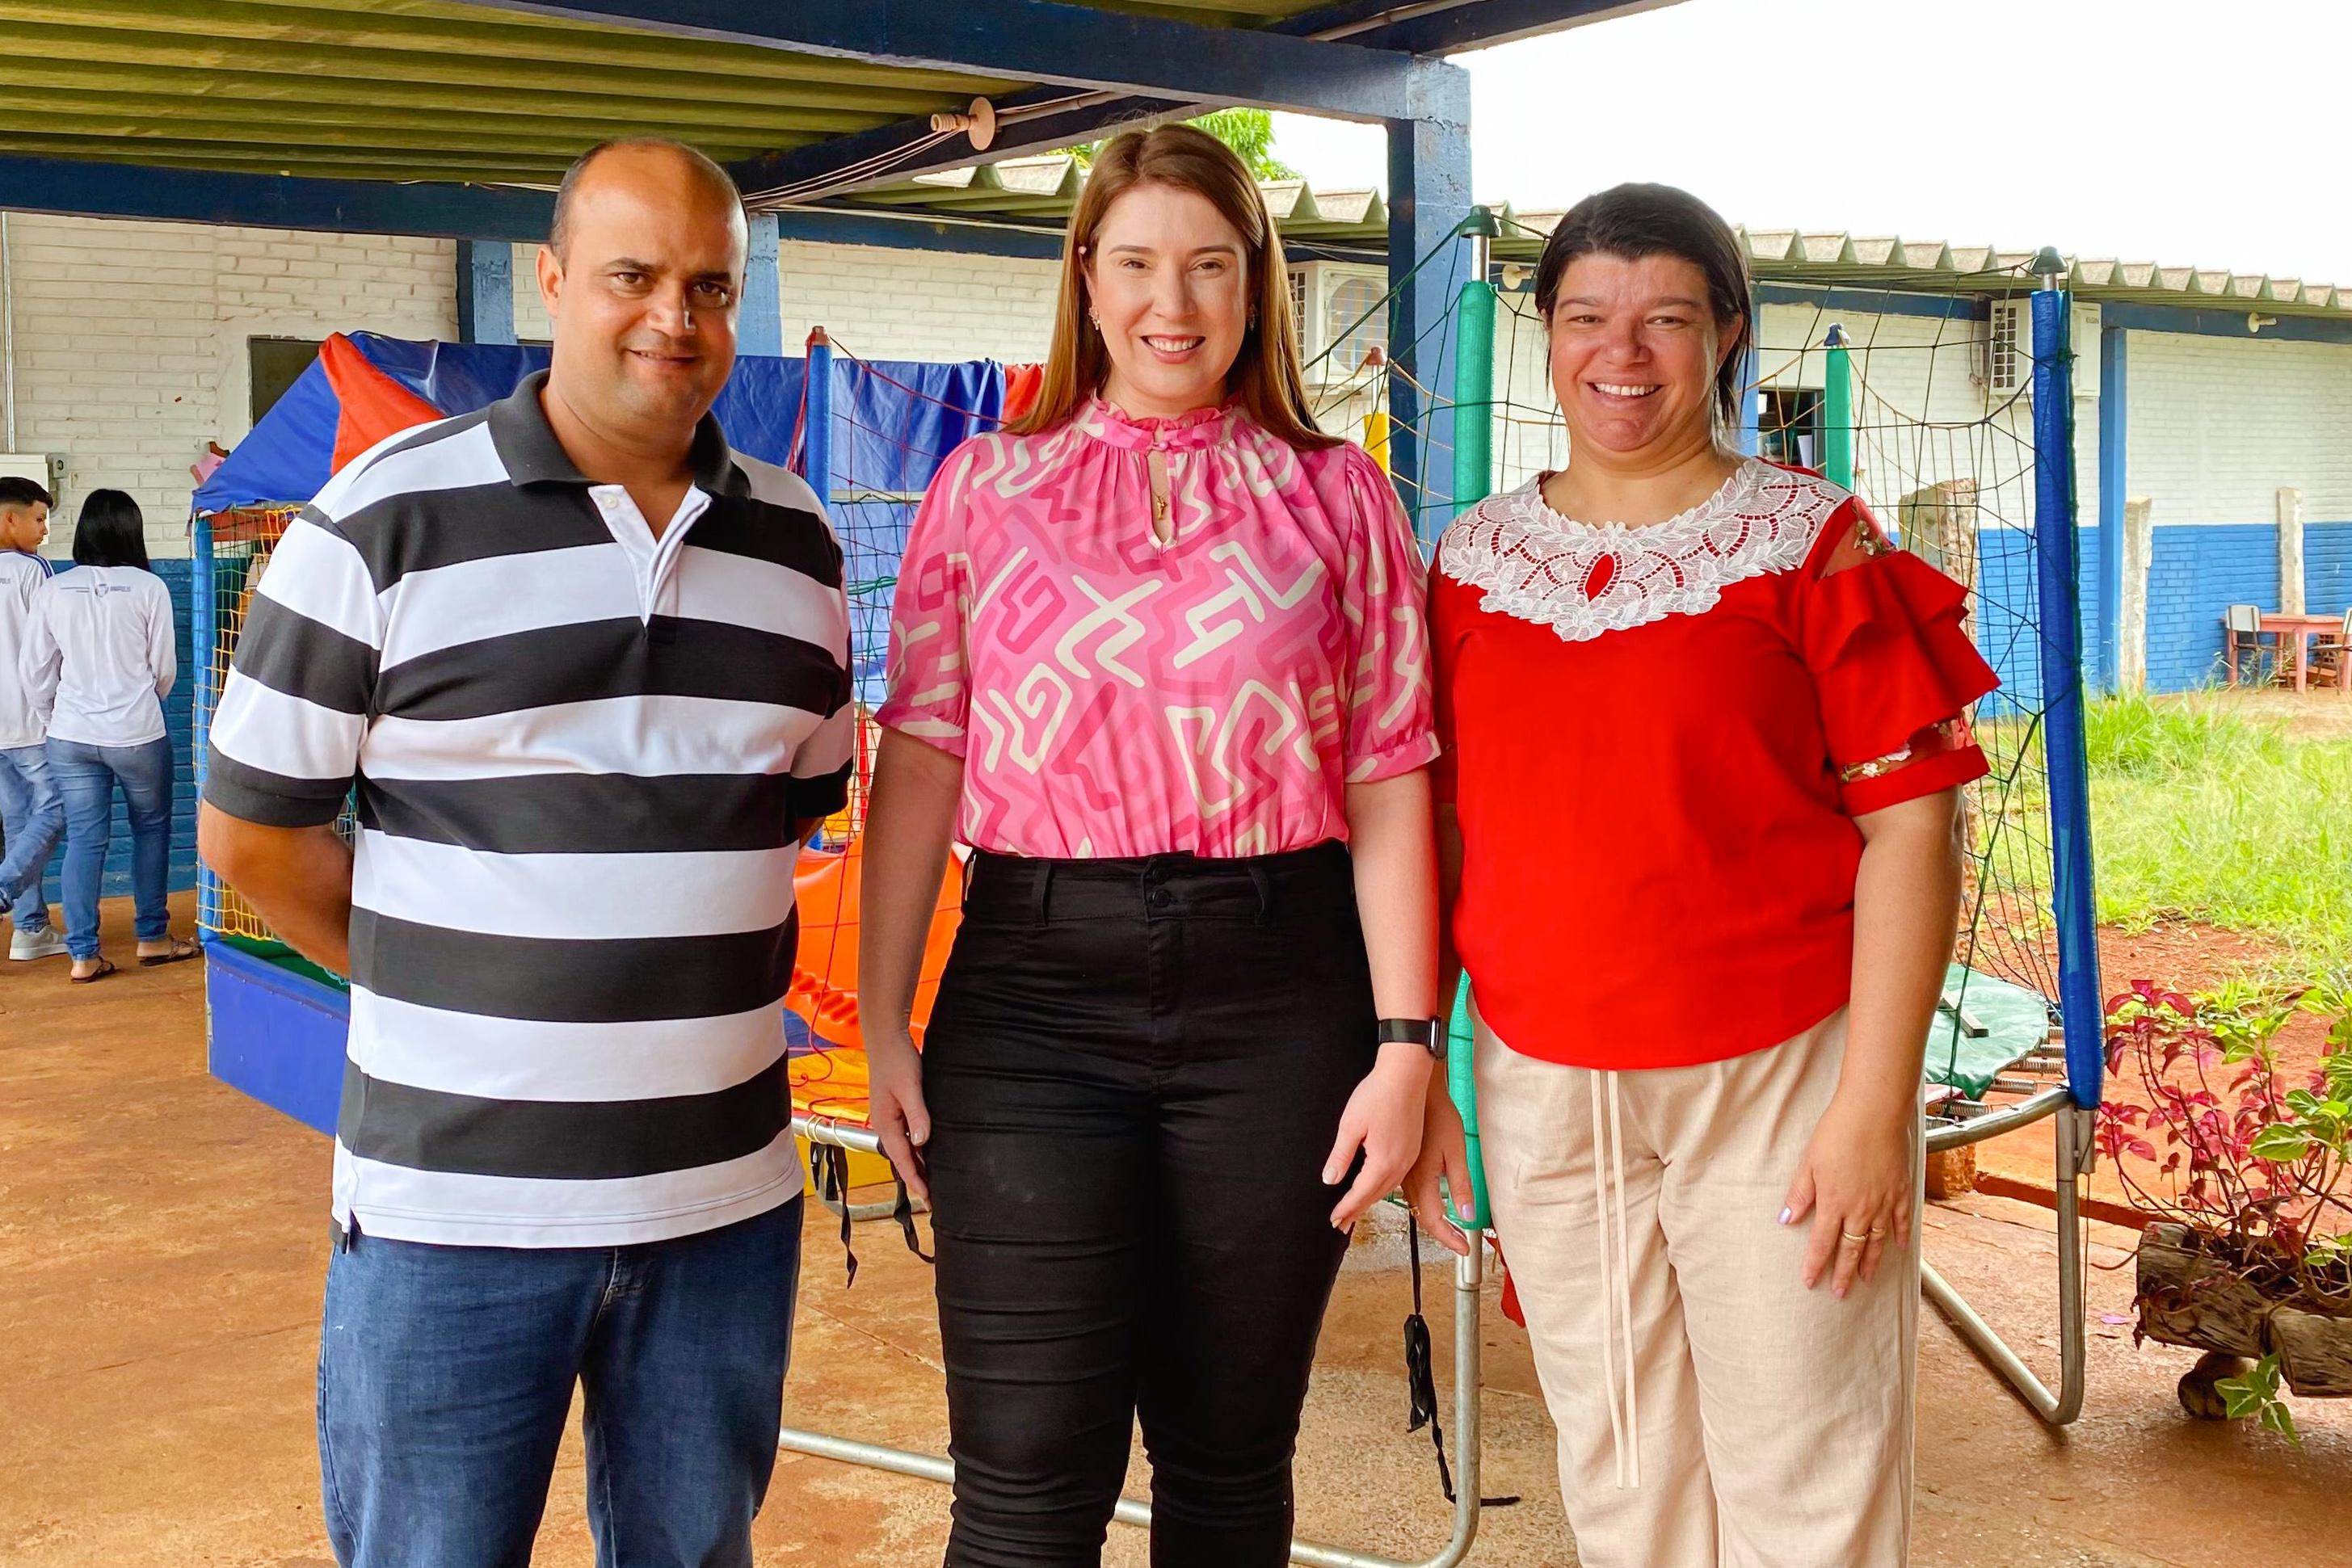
[800,326,834,497]
[1921,1092,2093,1425]
[779,1116,1489,1568]
[190,511,218,938]
[1917,263,2104,1429]
[1822,323,1853,493]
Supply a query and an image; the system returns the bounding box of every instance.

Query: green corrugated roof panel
[0,0,1379,185]
[0,0,1023,183]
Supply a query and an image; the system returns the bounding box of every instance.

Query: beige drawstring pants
[1475,1002,1921,1568]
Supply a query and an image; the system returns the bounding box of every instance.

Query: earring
[1088,309,1101,330]
[1248,309,1259,330]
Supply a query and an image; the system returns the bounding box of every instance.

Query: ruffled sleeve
[1336,444,1441,784]
[1799,499,2000,814]
[874,440,976,758]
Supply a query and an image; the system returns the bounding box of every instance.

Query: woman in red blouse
[1403,184,1996,1566]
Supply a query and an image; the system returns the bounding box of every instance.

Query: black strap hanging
[1403,1221,1518,1511]
[810,1141,860,1288]
[1403,1219,1457,1503]
[808,1140,935,1288]
[892,1176,935,1265]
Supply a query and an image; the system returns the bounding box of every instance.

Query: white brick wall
[2,214,456,557]
[2125,330,2352,523]
[775,241,1060,364]
[511,241,551,343]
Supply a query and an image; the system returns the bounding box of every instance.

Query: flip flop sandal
[69,957,117,984]
[139,939,198,967]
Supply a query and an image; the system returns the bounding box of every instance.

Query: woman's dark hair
[1534,182,1752,431]
[72,489,149,570]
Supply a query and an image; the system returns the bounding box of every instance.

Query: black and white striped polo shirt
[204,372,852,1248]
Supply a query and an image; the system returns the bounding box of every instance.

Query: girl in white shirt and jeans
[19,490,191,980]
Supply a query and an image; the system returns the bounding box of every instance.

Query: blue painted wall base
[204,940,347,1137]
[2144,520,2352,690]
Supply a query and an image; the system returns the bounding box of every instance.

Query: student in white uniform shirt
[0,475,69,961]
[19,489,194,981]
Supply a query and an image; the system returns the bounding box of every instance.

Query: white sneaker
[9,927,69,961]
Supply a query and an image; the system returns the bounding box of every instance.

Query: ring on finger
[1867,1225,1888,1240]
[1839,1229,1870,1245]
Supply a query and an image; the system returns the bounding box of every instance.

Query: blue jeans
[318,1197,804,1568]
[0,742,64,933]
[45,735,174,961]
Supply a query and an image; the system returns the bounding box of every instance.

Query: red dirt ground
[4,895,2348,1566]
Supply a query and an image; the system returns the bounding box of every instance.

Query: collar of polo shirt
[489,369,743,498]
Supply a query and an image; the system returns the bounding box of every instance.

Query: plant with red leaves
[2101,977,2352,1438]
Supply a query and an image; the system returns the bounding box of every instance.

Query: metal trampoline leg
[1291,1241,1485,1568]
[1921,1104,2091,1427]
[778,1231,1488,1568]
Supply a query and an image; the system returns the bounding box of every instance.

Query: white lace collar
[1437,458,1847,643]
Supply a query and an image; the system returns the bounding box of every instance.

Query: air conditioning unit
[1288,262,1389,385]
[0,452,65,497]
[1982,300,2029,393]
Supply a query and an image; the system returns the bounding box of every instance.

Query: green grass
[2085,695,2352,966]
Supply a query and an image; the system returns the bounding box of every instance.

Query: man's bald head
[549,137,746,265]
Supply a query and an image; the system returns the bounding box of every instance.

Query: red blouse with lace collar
[1431,459,1999,1070]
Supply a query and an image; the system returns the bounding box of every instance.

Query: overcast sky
[1270,0,2350,284]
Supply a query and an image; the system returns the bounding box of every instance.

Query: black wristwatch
[1377,1017,1445,1060]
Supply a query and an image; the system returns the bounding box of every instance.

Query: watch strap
[1377,1016,1445,1057]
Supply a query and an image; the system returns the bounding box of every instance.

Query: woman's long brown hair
[1006,124,1339,450]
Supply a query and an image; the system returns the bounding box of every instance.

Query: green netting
[214,931,350,994]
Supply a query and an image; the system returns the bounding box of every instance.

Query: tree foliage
[1066,108,1299,180]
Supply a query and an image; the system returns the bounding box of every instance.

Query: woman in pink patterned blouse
[859,124,1443,1567]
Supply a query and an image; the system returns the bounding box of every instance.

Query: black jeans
[924,843,1378,1568]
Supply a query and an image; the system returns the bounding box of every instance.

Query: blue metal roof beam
[0,153,554,240]
[452,0,1443,122]
[712,0,1661,201]
[1277,0,1684,55]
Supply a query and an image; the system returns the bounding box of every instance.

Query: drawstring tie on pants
[1588,1067,1641,1488]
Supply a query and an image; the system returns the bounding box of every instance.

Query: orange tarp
[786,834,961,1050]
[318,332,444,468]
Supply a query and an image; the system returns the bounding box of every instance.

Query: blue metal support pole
[739,213,784,359]
[1384,61,1471,544]
[455,239,516,346]
[2030,279,2104,1110]
[801,326,834,502]
[2096,324,2127,693]
[190,512,217,937]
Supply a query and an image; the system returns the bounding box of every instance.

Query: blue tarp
[194,331,1003,513]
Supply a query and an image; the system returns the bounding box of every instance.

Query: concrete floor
[2,894,2346,1567]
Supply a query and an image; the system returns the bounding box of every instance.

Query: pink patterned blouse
[877,396,1439,859]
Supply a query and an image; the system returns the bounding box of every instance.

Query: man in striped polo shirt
[199,140,849,1566]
